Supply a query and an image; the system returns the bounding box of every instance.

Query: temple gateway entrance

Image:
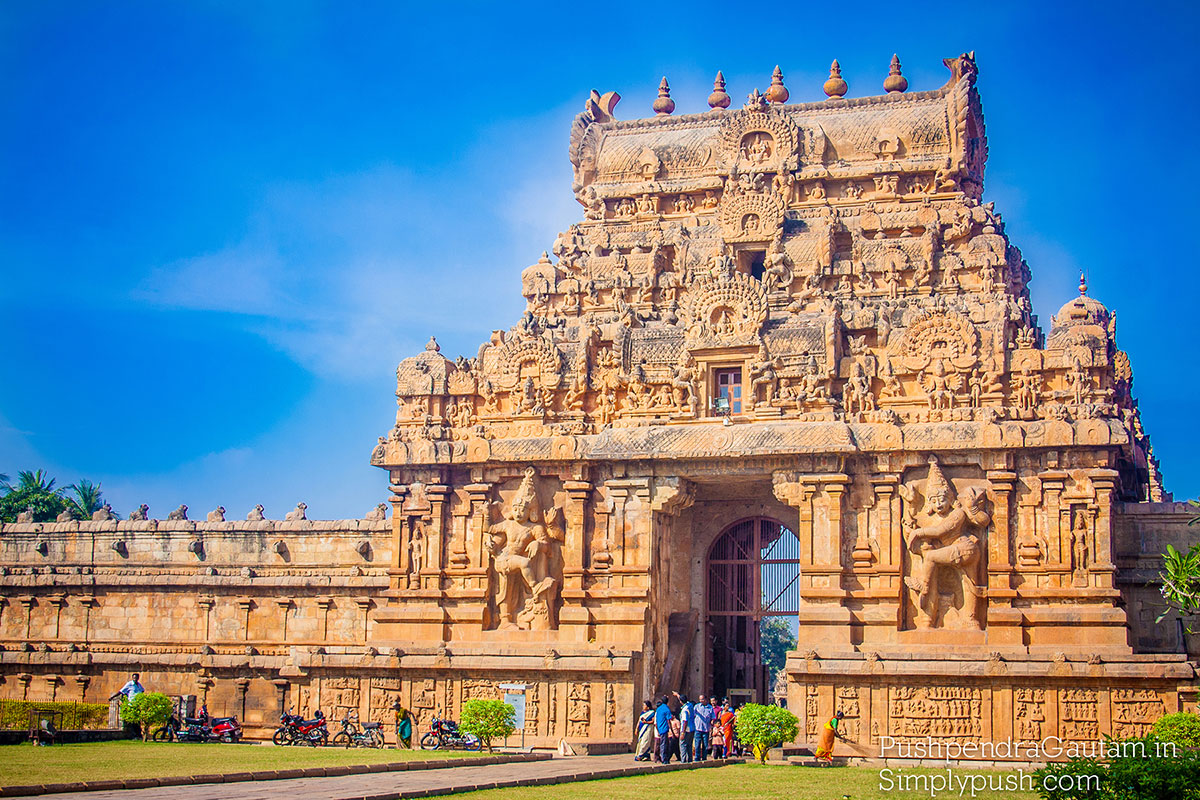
[706,517,801,704]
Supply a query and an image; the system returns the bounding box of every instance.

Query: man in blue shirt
[691,694,713,760]
[654,696,672,763]
[678,693,695,762]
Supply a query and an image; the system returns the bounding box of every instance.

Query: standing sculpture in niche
[900,457,990,630]
[487,467,564,631]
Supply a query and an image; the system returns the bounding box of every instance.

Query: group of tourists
[634,693,741,763]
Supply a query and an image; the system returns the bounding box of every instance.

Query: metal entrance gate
[706,517,801,703]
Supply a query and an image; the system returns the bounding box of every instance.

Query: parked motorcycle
[419,717,481,750]
[273,709,328,746]
[331,712,385,749]
[153,705,241,743]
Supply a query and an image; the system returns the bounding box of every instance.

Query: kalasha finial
[884,54,908,94]
[766,65,789,104]
[824,59,848,99]
[652,77,675,115]
[1079,273,1088,295]
[425,336,440,352]
[708,71,731,110]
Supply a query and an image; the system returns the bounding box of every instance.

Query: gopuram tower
[372,53,1194,747]
[2,53,1193,751]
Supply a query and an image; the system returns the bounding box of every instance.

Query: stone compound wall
[0,516,638,744]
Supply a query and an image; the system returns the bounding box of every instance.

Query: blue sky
[1,1,1198,518]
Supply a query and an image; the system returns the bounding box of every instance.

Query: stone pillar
[74,674,90,702]
[44,675,60,702]
[1089,470,1119,588]
[20,596,36,640]
[986,470,1021,645]
[355,598,373,643]
[466,483,492,575]
[448,498,471,570]
[236,597,254,641]
[1040,471,1067,567]
[197,596,215,643]
[388,482,410,591]
[316,597,333,642]
[986,471,1016,587]
[275,598,293,641]
[425,484,450,583]
[78,595,96,645]
[17,673,31,701]
[235,677,250,720]
[563,480,593,593]
[49,594,67,640]
[272,679,290,715]
[774,472,852,648]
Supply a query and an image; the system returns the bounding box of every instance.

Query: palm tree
[0,473,10,494]
[16,469,58,494]
[66,479,105,520]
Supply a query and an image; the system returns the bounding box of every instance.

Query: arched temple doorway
[705,517,801,704]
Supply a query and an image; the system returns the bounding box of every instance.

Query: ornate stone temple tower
[1,54,1192,749]
[371,53,1193,746]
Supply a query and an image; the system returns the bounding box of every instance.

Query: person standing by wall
[635,700,655,761]
[678,693,695,762]
[654,696,673,764]
[109,673,144,703]
[391,700,416,749]
[692,694,712,760]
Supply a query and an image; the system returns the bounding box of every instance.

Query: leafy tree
[1153,712,1200,748]
[15,469,57,493]
[760,617,797,682]
[65,479,106,520]
[0,475,67,523]
[734,703,799,762]
[458,698,515,751]
[1157,542,1200,634]
[119,692,174,741]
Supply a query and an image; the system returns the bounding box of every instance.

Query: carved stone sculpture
[167,504,188,521]
[487,467,564,631]
[56,508,75,523]
[900,457,990,630]
[206,506,225,522]
[91,504,115,522]
[128,504,149,521]
[365,503,388,522]
[285,503,308,521]
[247,504,265,521]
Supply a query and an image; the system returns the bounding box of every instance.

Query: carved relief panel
[898,457,990,630]
[485,467,565,631]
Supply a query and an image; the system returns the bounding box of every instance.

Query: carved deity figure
[920,358,962,411]
[899,457,990,630]
[762,234,793,293]
[747,344,780,410]
[672,352,699,416]
[1072,511,1090,583]
[487,467,564,630]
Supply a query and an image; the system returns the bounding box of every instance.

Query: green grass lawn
[0,740,473,787]
[427,762,1043,800]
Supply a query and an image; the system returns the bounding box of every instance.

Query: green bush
[0,700,110,730]
[733,703,798,762]
[1152,712,1200,748]
[458,698,515,752]
[119,693,173,740]
[1033,736,1200,800]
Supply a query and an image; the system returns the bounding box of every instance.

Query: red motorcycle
[154,705,241,743]
[273,709,328,746]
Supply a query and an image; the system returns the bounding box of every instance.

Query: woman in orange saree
[814,711,844,762]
